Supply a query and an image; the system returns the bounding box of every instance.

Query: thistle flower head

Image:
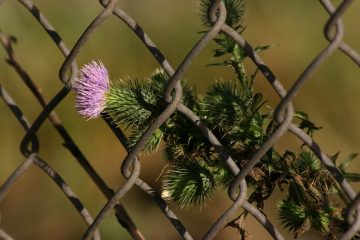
[74,60,109,119]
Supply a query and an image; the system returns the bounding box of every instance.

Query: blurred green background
[0,0,359,239]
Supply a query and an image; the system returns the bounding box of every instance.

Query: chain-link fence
[0,0,359,239]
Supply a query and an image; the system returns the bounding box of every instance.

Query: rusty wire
[0,0,359,239]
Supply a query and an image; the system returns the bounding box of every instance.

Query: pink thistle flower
[74,61,109,119]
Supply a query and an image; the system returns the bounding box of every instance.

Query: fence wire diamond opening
[0,0,359,239]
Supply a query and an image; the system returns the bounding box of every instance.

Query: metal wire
[0,0,359,239]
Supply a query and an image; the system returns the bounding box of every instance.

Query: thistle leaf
[338,153,358,171]
[343,172,360,182]
[278,199,306,232]
[254,45,274,53]
[201,81,245,131]
[129,127,164,153]
[106,80,154,129]
[162,163,216,208]
[299,151,321,173]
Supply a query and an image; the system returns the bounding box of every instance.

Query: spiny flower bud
[74,61,109,119]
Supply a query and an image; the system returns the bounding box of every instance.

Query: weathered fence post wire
[0,0,359,239]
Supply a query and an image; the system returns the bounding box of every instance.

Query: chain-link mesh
[0,0,359,239]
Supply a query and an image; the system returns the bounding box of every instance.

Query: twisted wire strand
[0,85,38,202]
[82,1,228,239]
[206,0,359,239]
[102,113,193,240]
[320,0,360,66]
[342,194,360,240]
[8,0,145,238]
[20,0,136,238]
[13,0,187,238]
[0,228,13,240]
[228,0,356,201]
[0,0,359,239]
[0,152,35,203]
[95,6,193,237]
[97,1,262,238]
[98,0,286,239]
[0,30,144,240]
[0,85,100,240]
[199,4,294,239]
[17,0,78,85]
[33,155,101,240]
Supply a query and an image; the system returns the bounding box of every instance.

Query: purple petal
[74,60,109,119]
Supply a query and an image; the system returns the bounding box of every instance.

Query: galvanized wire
[0,0,359,239]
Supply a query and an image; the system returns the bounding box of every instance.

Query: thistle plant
[73,0,360,239]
